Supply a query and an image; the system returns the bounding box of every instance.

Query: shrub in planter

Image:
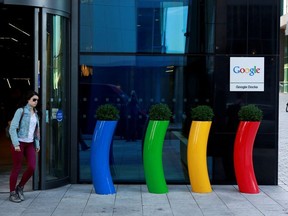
[96,104,119,120]
[144,103,172,193]
[149,103,172,120]
[234,104,263,194]
[238,104,263,121]
[190,105,214,121]
[91,103,119,195]
[187,104,214,193]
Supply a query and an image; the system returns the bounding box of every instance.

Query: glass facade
[45,14,69,182]
[79,0,279,185]
[80,0,215,54]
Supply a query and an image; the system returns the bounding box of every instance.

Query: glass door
[40,9,69,189]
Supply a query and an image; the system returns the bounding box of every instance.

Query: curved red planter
[234,121,260,194]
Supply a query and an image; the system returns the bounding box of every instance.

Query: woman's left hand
[36,148,40,153]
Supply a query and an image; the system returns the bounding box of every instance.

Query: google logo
[233,66,260,76]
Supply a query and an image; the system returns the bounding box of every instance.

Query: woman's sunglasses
[32,98,39,102]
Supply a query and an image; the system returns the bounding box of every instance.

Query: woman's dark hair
[25,90,39,101]
[18,90,39,107]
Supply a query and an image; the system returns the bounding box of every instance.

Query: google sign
[233,66,260,76]
[230,57,264,92]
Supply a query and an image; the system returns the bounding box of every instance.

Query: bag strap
[19,107,24,126]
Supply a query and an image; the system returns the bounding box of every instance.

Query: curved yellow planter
[187,121,212,193]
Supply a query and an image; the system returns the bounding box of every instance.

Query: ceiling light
[8,23,30,36]
[166,65,175,72]
[0,37,18,42]
[10,37,18,42]
[6,79,11,88]
[165,70,174,73]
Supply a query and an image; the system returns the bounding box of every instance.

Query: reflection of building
[0,0,281,190]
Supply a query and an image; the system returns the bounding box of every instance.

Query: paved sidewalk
[0,184,288,216]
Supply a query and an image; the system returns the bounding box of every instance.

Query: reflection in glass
[78,54,213,183]
[78,0,218,183]
[78,0,279,185]
[80,1,194,54]
[45,14,68,181]
[161,5,188,53]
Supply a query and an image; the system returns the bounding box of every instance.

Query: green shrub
[238,104,263,121]
[190,105,214,121]
[96,104,119,120]
[149,103,172,120]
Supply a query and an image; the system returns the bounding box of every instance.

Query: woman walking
[8,90,40,203]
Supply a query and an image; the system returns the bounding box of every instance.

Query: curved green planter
[143,120,169,194]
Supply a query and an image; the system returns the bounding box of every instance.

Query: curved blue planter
[90,120,117,194]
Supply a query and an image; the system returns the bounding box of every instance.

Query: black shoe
[16,185,24,201]
[9,191,21,203]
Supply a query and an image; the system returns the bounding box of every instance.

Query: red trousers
[9,142,36,192]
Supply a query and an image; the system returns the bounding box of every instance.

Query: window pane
[80,0,214,54]
[78,54,213,182]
